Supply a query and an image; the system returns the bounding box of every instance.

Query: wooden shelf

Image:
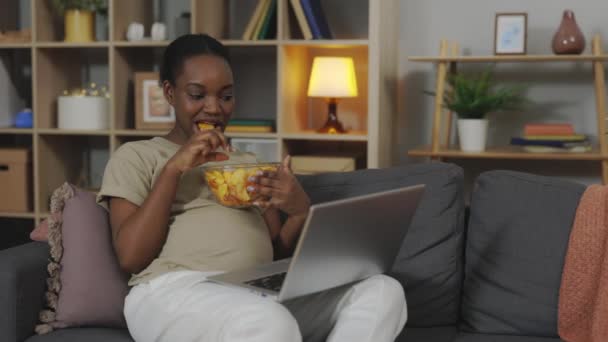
[409,54,608,63]
[408,146,607,161]
[280,39,369,46]
[409,35,608,184]
[0,43,32,49]
[282,131,368,141]
[36,41,110,48]
[0,212,36,219]
[114,130,278,139]
[226,132,278,139]
[222,40,279,46]
[113,40,170,47]
[0,128,33,134]
[113,129,167,137]
[37,128,111,136]
[0,0,396,223]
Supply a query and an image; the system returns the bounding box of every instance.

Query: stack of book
[225,119,275,133]
[242,0,278,40]
[510,123,591,153]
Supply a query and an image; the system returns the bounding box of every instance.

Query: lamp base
[317,98,347,134]
[317,120,346,134]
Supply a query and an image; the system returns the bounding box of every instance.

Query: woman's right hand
[166,130,230,174]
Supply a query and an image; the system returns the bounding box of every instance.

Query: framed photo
[494,13,527,55]
[135,72,175,130]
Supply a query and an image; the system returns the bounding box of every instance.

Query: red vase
[552,10,586,55]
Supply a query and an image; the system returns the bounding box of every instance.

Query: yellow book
[252,0,272,40]
[523,134,587,141]
[289,0,313,39]
[242,0,268,40]
[225,126,274,133]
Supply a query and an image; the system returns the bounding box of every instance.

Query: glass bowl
[203,162,280,208]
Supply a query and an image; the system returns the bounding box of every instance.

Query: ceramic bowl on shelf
[203,162,280,208]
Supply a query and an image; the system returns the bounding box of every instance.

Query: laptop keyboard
[244,272,287,292]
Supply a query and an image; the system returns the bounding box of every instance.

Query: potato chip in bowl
[203,162,279,208]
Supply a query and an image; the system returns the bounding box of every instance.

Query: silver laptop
[207,184,425,302]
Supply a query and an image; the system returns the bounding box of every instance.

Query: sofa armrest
[0,242,49,342]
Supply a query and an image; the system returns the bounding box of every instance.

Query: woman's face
[164,54,234,139]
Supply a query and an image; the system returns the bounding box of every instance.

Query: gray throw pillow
[298,162,466,326]
[461,170,585,336]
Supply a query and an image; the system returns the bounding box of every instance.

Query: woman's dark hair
[160,34,231,85]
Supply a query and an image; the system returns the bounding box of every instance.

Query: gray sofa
[1,162,584,341]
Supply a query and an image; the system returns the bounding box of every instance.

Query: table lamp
[307,57,358,134]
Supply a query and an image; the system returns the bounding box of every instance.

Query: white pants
[124,270,407,342]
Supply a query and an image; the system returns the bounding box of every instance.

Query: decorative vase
[552,10,585,55]
[457,118,488,152]
[64,10,95,42]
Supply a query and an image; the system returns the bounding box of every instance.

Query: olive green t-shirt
[96,137,273,286]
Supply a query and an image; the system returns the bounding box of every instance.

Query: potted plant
[52,0,106,42]
[428,69,528,152]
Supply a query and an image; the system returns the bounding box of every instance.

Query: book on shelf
[226,119,275,133]
[522,134,588,141]
[523,123,575,136]
[522,145,593,153]
[257,0,277,40]
[289,0,313,39]
[242,0,277,40]
[242,0,267,40]
[511,132,592,153]
[510,137,590,148]
[299,0,332,39]
[225,126,274,133]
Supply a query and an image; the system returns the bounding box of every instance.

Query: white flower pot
[457,118,488,152]
[58,96,109,130]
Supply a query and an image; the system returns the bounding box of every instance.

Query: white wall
[397,0,608,186]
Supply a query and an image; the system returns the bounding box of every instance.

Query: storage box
[230,138,279,163]
[0,148,31,212]
[291,156,356,175]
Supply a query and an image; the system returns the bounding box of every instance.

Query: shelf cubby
[229,46,277,120]
[282,138,367,168]
[279,44,368,134]
[36,135,109,211]
[112,46,164,130]
[113,0,190,42]
[194,0,260,40]
[0,0,31,44]
[285,0,368,40]
[0,48,32,116]
[34,47,109,129]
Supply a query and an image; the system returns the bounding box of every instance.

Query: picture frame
[135,72,175,130]
[494,13,527,55]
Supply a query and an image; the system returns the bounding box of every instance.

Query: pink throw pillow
[30,213,61,242]
[35,183,130,334]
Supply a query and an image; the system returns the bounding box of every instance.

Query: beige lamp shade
[307,57,358,98]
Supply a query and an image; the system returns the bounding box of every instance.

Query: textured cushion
[397,326,458,342]
[299,162,465,326]
[25,328,133,342]
[454,333,564,342]
[461,171,585,336]
[35,183,129,334]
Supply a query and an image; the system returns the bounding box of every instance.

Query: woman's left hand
[248,156,310,218]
